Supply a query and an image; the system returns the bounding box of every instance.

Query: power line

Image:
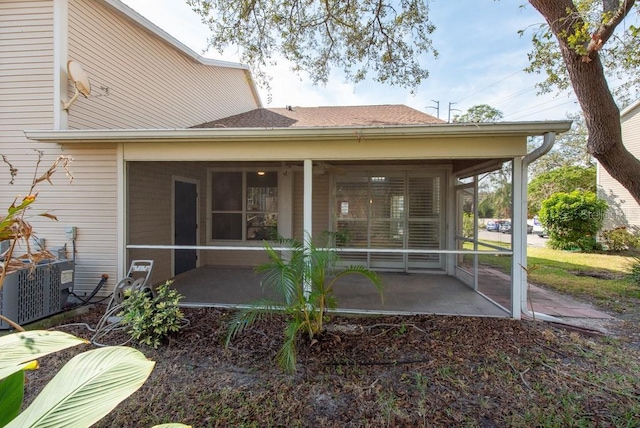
[504,98,578,121]
[488,86,537,107]
[454,69,525,104]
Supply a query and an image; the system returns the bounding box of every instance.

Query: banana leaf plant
[0,330,156,428]
[226,235,384,373]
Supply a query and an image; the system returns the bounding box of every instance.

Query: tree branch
[585,0,637,60]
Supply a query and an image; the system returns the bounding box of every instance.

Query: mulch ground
[21,305,640,427]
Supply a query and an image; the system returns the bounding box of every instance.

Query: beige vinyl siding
[0,1,55,239]
[598,104,640,231]
[0,145,119,297]
[0,1,120,296]
[66,0,259,130]
[0,0,54,149]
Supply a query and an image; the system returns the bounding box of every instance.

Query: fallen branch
[365,322,431,337]
[325,358,431,366]
[506,359,533,391]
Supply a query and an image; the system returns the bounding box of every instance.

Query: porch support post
[511,157,524,319]
[473,175,479,291]
[303,159,313,297]
[446,171,456,275]
[117,145,126,283]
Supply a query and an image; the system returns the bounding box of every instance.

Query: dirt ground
[19,300,640,427]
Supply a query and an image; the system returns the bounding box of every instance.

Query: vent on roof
[286,105,293,111]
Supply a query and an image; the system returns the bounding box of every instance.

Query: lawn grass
[469,240,640,311]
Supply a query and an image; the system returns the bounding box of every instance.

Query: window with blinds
[334,171,444,270]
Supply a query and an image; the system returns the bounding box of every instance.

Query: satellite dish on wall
[62,60,91,110]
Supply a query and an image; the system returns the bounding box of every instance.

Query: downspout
[518,131,563,322]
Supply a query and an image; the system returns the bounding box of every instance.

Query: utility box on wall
[0,260,74,329]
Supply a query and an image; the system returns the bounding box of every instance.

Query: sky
[120,0,582,122]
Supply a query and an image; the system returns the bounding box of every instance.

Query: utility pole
[426,100,439,119]
[448,102,460,123]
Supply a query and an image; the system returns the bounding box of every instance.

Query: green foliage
[187,0,437,92]
[0,330,155,428]
[528,165,596,216]
[484,168,512,219]
[524,1,640,105]
[477,197,495,219]
[539,190,608,251]
[600,227,640,251]
[630,257,640,285]
[462,213,475,239]
[119,281,186,349]
[452,104,504,123]
[226,235,383,374]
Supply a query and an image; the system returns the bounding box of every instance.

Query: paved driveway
[478,230,548,247]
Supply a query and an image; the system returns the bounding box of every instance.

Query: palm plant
[226,235,384,373]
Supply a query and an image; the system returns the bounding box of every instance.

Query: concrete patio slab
[170,265,614,322]
[171,266,509,317]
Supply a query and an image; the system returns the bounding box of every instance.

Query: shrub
[119,280,186,348]
[462,212,475,239]
[539,190,607,252]
[600,227,640,251]
[631,257,640,285]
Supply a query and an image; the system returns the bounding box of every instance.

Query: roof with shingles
[193,105,444,128]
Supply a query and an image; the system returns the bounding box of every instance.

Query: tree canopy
[527,164,596,216]
[186,0,437,91]
[187,0,640,204]
[452,104,504,123]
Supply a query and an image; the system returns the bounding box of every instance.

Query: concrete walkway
[479,267,614,322]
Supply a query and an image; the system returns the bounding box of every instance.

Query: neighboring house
[2,1,572,320]
[597,99,640,232]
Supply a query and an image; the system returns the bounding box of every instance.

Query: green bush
[119,280,186,348]
[539,190,607,252]
[600,227,640,251]
[462,212,475,239]
[631,257,640,285]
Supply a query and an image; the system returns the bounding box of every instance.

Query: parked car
[531,216,547,237]
[499,221,511,233]
[485,220,499,232]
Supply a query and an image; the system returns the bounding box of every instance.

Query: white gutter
[24,121,573,144]
[517,131,564,323]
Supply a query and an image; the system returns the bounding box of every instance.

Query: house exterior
[597,99,640,232]
[2,0,572,320]
[1,0,260,291]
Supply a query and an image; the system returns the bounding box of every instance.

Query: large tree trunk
[529,0,640,206]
